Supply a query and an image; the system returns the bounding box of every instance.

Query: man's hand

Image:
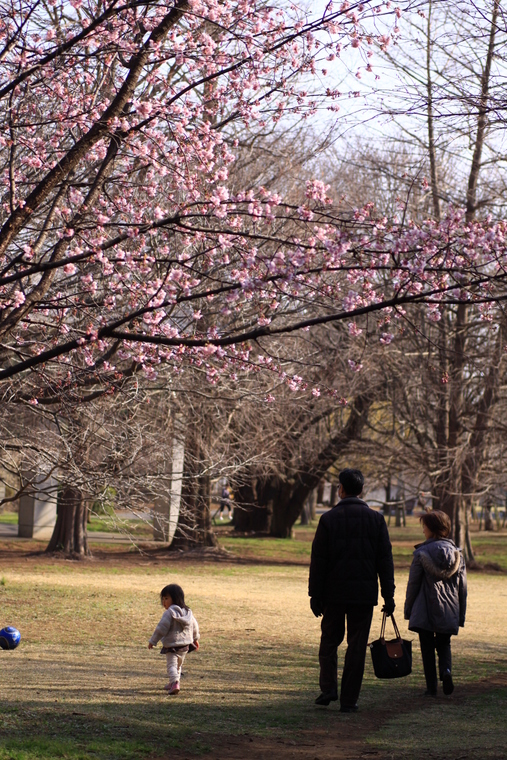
[148,642,154,649]
[193,640,200,650]
[310,598,323,618]
[382,598,395,616]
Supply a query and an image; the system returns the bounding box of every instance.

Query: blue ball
[0,626,21,650]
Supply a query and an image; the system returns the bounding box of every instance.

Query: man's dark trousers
[319,603,373,707]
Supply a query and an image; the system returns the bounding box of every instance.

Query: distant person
[404,497,416,516]
[148,583,200,695]
[218,485,233,520]
[417,491,428,513]
[309,468,395,712]
[404,510,467,696]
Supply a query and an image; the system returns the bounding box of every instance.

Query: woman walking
[404,510,467,696]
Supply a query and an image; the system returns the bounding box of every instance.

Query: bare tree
[326,0,507,558]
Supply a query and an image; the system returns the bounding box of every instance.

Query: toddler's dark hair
[160,583,188,609]
[420,510,451,539]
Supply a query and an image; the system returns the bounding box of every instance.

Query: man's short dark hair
[339,469,364,496]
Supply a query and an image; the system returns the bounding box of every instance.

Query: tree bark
[465,0,499,223]
[46,485,89,557]
[233,480,272,533]
[433,305,467,545]
[196,470,216,546]
[261,393,373,538]
[172,425,217,548]
[276,393,372,537]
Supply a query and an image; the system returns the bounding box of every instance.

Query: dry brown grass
[0,555,506,759]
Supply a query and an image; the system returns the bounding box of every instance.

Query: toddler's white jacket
[149,605,200,648]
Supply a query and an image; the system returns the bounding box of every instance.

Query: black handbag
[369,612,412,679]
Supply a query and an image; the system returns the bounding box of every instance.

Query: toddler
[148,583,200,695]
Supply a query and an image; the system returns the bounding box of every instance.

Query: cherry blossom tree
[0,0,407,554]
[1,0,506,405]
[3,1,507,555]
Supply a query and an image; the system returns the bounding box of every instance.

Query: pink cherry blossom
[0,0,502,406]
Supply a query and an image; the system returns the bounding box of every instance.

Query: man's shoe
[340,704,358,713]
[424,689,437,697]
[315,691,338,706]
[442,670,454,695]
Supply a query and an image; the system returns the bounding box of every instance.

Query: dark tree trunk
[196,471,216,546]
[172,427,217,549]
[269,393,373,538]
[269,479,301,538]
[232,393,372,540]
[46,485,90,557]
[233,480,272,532]
[483,506,494,532]
[432,484,476,563]
[383,478,392,518]
[432,305,473,556]
[440,5,499,559]
[173,474,217,547]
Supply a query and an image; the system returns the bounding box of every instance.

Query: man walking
[309,468,395,712]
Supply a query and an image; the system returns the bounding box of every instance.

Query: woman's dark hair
[420,510,451,539]
[338,468,364,497]
[160,583,188,609]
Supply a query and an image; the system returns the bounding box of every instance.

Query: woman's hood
[415,539,461,580]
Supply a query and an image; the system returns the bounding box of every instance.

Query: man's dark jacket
[309,497,395,607]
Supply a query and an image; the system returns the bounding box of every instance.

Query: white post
[18,473,57,539]
[152,434,185,544]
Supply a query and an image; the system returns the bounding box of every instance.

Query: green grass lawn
[86,515,153,537]
[3,508,505,571]
[0,512,153,538]
[0,512,17,524]
[217,514,507,570]
[218,523,315,562]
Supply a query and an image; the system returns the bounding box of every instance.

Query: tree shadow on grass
[1,646,507,760]
[2,680,507,760]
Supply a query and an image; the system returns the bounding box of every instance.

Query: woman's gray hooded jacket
[404,538,467,635]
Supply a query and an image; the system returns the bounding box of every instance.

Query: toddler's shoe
[164,681,180,695]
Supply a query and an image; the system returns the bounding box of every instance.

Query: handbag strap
[380,611,402,642]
